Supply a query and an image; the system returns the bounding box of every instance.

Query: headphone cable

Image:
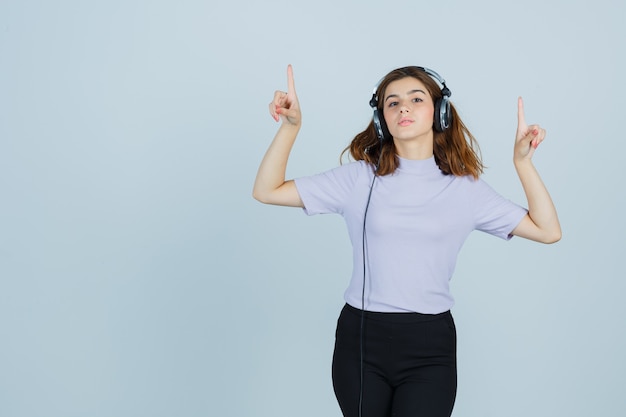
[359,160,379,417]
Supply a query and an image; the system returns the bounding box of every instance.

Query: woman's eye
[412,98,423,103]
[388,102,398,108]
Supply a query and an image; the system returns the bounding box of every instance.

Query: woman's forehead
[384,77,429,98]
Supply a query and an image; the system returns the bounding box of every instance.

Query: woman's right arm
[252,65,304,207]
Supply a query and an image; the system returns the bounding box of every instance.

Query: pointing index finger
[287,64,296,95]
[517,96,526,128]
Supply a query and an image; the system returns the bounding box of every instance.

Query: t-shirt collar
[396,155,439,175]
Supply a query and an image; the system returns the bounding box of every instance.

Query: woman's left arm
[511,97,562,244]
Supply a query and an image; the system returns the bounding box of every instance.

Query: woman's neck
[393,138,434,160]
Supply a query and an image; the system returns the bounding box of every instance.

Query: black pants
[332,303,457,417]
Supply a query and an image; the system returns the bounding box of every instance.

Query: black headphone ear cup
[433,98,443,132]
[372,107,390,142]
[434,96,451,132]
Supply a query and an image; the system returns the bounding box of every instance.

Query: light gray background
[1,0,624,416]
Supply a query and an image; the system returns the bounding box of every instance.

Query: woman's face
[382,77,435,143]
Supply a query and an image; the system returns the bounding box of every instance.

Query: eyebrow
[384,89,427,103]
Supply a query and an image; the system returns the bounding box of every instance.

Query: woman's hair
[341,66,484,179]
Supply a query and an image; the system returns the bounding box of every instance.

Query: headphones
[369,66,452,141]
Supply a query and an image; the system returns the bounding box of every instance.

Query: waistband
[343,303,450,323]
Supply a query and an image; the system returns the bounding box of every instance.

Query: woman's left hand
[510,96,561,244]
[514,97,545,163]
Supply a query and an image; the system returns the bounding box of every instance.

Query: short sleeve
[472,178,528,240]
[293,162,366,216]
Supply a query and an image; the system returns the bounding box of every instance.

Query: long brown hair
[341,66,484,179]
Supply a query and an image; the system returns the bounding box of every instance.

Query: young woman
[253,65,561,417]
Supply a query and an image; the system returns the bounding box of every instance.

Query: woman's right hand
[269,64,301,126]
[253,64,304,207]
